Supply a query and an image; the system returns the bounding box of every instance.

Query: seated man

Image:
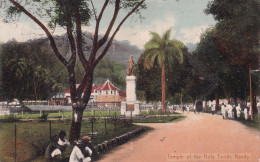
[45,135,60,160]
[50,130,70,159]
[69,139,91,162]
[81,136,98,159]
[58,130,70,150]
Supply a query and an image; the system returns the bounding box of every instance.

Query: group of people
[45,130,97,162]
[221,103,250,120]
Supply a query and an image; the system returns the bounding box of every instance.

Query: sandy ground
[98,112,260,162]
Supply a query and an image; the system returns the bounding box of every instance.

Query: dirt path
[98,112,260,162]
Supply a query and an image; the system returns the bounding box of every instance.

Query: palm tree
[143,29,184,113]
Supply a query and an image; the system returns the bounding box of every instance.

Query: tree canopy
[1,0,146,141]
[205,0,259,68]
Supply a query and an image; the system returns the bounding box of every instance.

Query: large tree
[1,0,145,141]
[205,0,259,115]
[142,29,184,113]
[193,28,254,110]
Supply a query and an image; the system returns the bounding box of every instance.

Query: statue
[127,55,134,76]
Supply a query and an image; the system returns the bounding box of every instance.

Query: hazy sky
[0,0,216,49]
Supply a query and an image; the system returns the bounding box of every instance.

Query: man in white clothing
[51,130,70,158]
[236,104,241,118]
[69,139,92,162]
[244,108,248,120]
[227,103,233,119]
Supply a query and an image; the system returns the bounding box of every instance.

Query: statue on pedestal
[127,55,134,76]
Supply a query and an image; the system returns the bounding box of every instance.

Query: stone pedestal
[121,76,140,117]
[126,76,136,103]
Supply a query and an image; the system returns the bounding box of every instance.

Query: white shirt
[58,138,70,146]
[51,148,61,157]
[69,146,92,162]
[69,146,84,162]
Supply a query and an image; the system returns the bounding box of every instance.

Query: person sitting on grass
[45,135,61,160]
[69,139,92,162]
[46,130,70,160]
[57,130,70,152]
[80,136,99,160]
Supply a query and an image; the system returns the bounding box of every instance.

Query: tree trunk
[215,94,219,111]
[69,108,84,142]
[161,62,166,113]
[68,73,93,142]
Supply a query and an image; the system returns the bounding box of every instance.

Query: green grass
[237,113,260,131]
[0,110,121,120]
[0,118,141,162]
[0,110,180,120]
[133,116,185,123]
[0,112,183,162]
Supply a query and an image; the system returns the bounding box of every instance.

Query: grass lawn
[0,112,183,162]
[133,116,185,123]
[0,109,180,120]
[0,118,140,162]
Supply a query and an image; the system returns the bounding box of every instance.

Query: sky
[0,0,216,49]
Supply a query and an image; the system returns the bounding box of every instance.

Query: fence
[0,114,135,162]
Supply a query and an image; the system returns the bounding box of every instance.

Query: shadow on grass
[236,113,260,131]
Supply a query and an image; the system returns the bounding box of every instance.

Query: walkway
[98,112,260,162]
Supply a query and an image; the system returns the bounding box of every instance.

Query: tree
[2,0,145,141]
[193,28,253,110]
[1,40,66,101]
[205,0,259,115]
[142,29,184,113]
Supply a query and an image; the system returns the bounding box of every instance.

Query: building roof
[118,91,126,97]
[64,80,126,97]
[96,80,119,91]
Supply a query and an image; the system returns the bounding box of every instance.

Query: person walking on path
[211,106,215,115]
[244,108,248,120]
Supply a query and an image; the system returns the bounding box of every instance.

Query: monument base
[121,101,140,117]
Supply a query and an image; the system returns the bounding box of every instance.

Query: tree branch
[9,0,68,67]
[94,0,145,67]
[89,0,109,64]
[65,5,77,68]
[77,73,88,99]
[73,2,89,71]
[90,0,97,20]
[96,0,120,48]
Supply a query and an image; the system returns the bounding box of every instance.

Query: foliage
[1,40,67,101]
[140,29,184,113]
[1,0,146,141]
[94,59,126,90]
[192,28,255,101]
[205,0,259,68]
[137,30,192,104]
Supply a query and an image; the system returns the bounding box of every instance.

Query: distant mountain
[105,40,143,66]
[46,32,143,67]
[186,43,197,52]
